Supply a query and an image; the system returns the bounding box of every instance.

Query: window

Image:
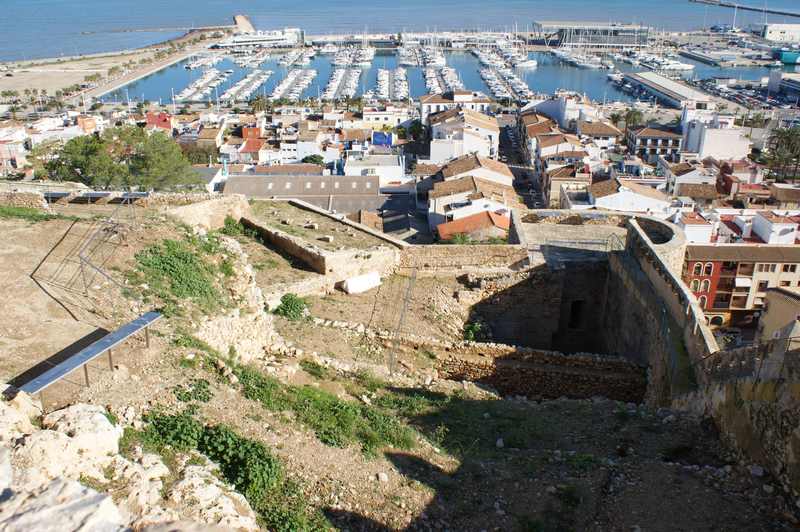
[783,264,797,273]
[704,263,713,276]
[320,182,325,189]
[365,182,372,189]
[568,300,585,329]
[710,315,724,326]
[690,279,700,291]
[693,263,703,276]
[757,264,765,272]
[701,279,710,292]
[267,183,273,190]
[758,280,769,292]
[770,264,777,273]
[698,296,707,309]
[334,182,340,189]
[305,182,311,189]
[285,183,291,189]
[781,281,791,287]
[352,182,357,189]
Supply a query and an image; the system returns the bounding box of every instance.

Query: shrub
[142,411,203,451]
[463,322,482,342]
[273,293,308,321]
[221,215,245,236]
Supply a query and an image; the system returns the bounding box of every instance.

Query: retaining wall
[399,244,528,274]
[0,192,49,210]
[167,194,251,232]
[436,347,646,403]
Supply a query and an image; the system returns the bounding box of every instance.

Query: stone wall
[167,195,251,232]
[0,192,48,210]
[436,348,646,403]
[673,377,800,496]
[466,261,609,353]
[241,218,399,282]
[141,192,218,207]
[399,244,528,274]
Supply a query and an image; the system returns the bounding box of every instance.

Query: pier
[688,0,800,20]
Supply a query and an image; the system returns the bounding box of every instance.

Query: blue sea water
[3,0,800,61]
[99,49,779,106]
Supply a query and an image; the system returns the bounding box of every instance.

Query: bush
[463,322,482,342]
[273,293,308,321]
[141,411,326,530]
[220,215,245,236]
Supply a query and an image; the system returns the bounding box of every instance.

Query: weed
[0,206,76,223]
[141,410,327,530]
[463,322,483,342]
[103,411,119,426]
[273,293,308,321]
[220,215,245,236]
[352,370,384,393]
[132,239,221,315]
[565,453,598,471]
[172,333,218,355]
[235,364,415,456]
[173,379,213,403]
[299,360,330,379]
[219,258,235,277]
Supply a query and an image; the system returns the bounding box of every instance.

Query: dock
[689,0,800,20]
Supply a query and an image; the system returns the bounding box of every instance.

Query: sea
[2,0,800,62]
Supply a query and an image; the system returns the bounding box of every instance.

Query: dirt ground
[250,201,390,252]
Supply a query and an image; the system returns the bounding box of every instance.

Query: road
[497,118,544,209]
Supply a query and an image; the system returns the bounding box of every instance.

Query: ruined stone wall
[140,192,218,207]
[0,192,48,210]
[436,349,646,403]
[673,378,800,496]
[168,195,251,232]
[399,245,528,274]
[241,218,399,281]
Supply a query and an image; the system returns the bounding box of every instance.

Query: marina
[99,44,785,107]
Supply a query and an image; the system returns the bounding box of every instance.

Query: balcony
[737,264,755,276]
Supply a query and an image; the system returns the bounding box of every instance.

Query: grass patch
[273,293,308,320]
[299,360,330,379]
[235,364,415,456]
[173,379,213,403]
[140,411,328,530]
[130,238,224,316]
[0,205,75,223]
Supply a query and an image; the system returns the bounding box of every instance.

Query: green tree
[766,127,800,182]
[27,140,64,179]
[408,120,424,141]
[609,112,623,128]
[301,154,324,165]
[131,131,197,190]
[182,143,220,165]
[249,95,270,114]
[623,108,644,141]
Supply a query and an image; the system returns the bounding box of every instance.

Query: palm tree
[623,108,644,142]
[249,95,269,114]
[609,112,623,128]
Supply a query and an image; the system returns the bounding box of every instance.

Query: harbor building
[531,21,649,50]
[623,71,714,109]
[213,28,304,49]
[758,23,800,43]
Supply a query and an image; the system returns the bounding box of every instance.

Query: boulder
[43,404,123,456]
[0,479,126,531]
[167,465,259,531]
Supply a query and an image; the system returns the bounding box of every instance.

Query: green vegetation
[463,322,483,342]
[299,360,331,379]
[300,154,324,165]
[766,127,800,182]
[273,293,308,321]
[30,126,199,190]
[135,411,327,530]
[441,233,508,245]
[130,236,226,316]
[235,364,415,456]
[0,205,75,223]
[173,379,213,403]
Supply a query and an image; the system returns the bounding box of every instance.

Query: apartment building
[627,127,682,164]
[419,90,493,125]
[683,244,800,327]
